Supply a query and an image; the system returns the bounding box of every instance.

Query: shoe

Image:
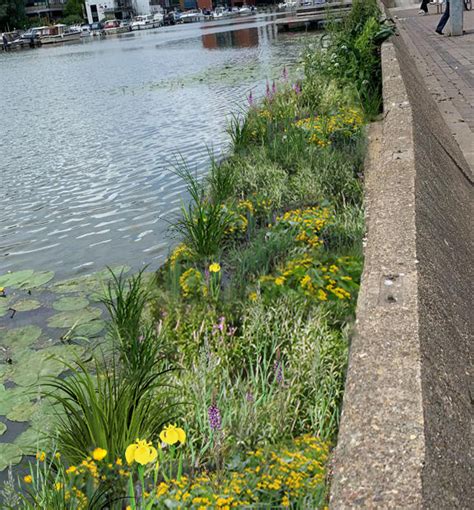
[418,9,426,15]
[435,29,443,35]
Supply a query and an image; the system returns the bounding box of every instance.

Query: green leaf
[14,426,49,456]
[20,271,55,289]
[0,385,31,416]
[53,296,89,312]
[0,270,35,289]
[6,402,38,422]
[47,307,102,329]
[0,443,22,471]
[0,422,6,436]
[72,320,106,338]
[11,299,42,312]
[1,325,42,349]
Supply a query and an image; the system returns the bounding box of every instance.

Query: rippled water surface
[1,16,309,279]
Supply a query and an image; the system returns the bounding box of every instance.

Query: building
[85,0,135,23]
[25,0,67,21]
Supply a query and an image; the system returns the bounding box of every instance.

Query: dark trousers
[436,1,450,32]
[420,0,429,12]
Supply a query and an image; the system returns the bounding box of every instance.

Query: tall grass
[172,165,233,261]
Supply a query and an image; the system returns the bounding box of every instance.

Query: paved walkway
[391,7,474,173]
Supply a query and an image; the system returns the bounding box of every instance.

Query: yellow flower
[275,276,285,286]
[92,447,107,461]
[126,506,132,510]
[66,465,77,475]
[54,452,61,460]
[36,451,46,462]
[54,482,63,491]
[249,292,258,302]
[209,263,221,273]
[23,475,32,484]
[125,439,158,466]
[160,424,186,446]
[116,457,123,466]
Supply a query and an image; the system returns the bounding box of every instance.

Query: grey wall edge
[329,37,473,509]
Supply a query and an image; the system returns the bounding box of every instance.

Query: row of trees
[0,0,84,31]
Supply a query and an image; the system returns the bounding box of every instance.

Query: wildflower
[23,474,32,484]
[55,452,61,460]
[54,482,63,491]
[208,403,222,431]
[125,439,158,465]
[249,292,258,301]
[275,276,285,286]
[209,262,221,273]
[293,82,301,94]
[282,66,288,80]
[272,80,276,95]
[36,451,46,462]
[66,465,77,474]
[116,457,123,466]
[160,424,186,446]
[248,90,254,106]
[92,447,107,461]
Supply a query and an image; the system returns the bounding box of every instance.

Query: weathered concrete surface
[330,35,473,509]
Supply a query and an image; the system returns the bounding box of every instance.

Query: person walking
[419,0,430,15]
[2,32,9,51]
[435,0,450,34]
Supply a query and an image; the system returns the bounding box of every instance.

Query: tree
[64,0,85,19]
[0,0,26,31]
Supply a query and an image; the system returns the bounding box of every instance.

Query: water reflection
[202,27,260,49]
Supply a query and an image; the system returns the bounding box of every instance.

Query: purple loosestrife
[248,90,254,106]
[266,81,271,99]
[274,357,284,386]
[208,403,222,431]
[282,66,288,81]
[293,82,302,95]
[272,80,277,96]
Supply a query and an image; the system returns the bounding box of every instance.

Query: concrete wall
[330,34,472,509]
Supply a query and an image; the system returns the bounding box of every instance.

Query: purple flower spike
[248,90,254,106]
[282,66,288,81]
[274,359,284,385]
[272,80,276,95]
[208,403,222,431]
[293,82,301,95]
[266,81,271,98]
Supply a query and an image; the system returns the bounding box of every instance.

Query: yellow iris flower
[92,447,107,461]
[159,424,186,446]
[125,439,158,465]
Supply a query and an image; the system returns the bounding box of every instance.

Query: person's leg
[436,1,450,33]
[420,0,429,12]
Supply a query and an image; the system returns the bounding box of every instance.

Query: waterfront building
[85,0,134,22]
[25,0,67,21]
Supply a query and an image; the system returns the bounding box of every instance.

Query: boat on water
[180,9,205,23]
[103,19,129,35]
[130,14,163,30]
[36,24,82,44]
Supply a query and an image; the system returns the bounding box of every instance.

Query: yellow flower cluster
[170,243,193,267]
[179,268,207,298]
[276,206,331,248]
[295,108,363,147]
[259,252,358,303]
[153,435,329,508]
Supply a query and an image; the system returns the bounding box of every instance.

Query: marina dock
[276,1,353,31]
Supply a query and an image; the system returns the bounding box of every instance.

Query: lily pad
[96,265,131,279]
[47,307,102,329]
[0,443,22,471]
[21,271,55,289]
[12,299,42,312]
[0,385,31,415]
[10,346,83,387]
[2,325,42,349]
[14,426,49,456]
[51,275,99,294]
[6,402,38,422]
[0,270,35,289]
[0,422,6,435]
[53,296,89,312]
[73,320,106,338]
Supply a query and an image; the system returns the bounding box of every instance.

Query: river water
[0,15,311,281]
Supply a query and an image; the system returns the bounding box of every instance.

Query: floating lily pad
[0,385,31,415]
[0,423,6,436]
[10,346,83,387]
[51,275,98,294]
[2,325,42,349]
[0,443,22,471]
[96,265,131,279]
[14,426,49,456]
[47,307,102,329]
[53,296,89,312]
[12,299,42,312]
[20,271,55,289]
[0,304,10,318]
[6,402,38,422]
[73,320,106,338]
[0,270,35,289]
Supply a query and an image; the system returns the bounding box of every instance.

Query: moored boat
[103,19,128,35]
[39,24,82,44]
